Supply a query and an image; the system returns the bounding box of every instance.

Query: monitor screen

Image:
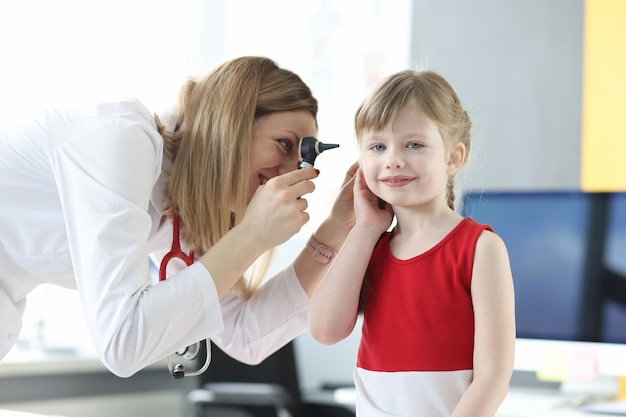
[602,193,626,343]
[462,191,626,345]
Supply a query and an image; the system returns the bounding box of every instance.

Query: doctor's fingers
[266,167,318,196]
[276,166,319,185]
[257,198,310,246]
[280,197,310,224]
[263,175,316,200]
[246,182,310,222]
[264,193,309,224]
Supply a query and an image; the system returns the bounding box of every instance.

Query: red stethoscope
[159,213,211,379]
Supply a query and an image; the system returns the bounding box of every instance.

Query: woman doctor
[0,56,355,377]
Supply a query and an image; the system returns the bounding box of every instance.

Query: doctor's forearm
[293,217,351,298]
[197,223,268,298]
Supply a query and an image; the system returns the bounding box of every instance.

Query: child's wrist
[354,221,388,238]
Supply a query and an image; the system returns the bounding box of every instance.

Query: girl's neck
[389,207,463,260]
[392,202,459,234]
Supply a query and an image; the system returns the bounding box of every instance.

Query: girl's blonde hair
[155,56,318,298]
[354,70,472,210]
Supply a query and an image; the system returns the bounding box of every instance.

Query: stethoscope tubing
[159,213,210,378]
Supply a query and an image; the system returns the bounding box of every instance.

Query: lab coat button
[7,333,14,341]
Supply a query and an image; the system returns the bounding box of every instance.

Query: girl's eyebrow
[399,131,430,140]
[362,132,386,142]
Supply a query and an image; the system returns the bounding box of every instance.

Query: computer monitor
[602,192,626,344]
[462,190,626,381]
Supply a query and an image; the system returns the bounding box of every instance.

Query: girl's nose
[385,152,405,169]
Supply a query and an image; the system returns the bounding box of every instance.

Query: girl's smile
[379,175,415,187]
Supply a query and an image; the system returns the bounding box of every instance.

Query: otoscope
[297,136,340,168]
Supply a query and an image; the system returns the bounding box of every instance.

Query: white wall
[409,0,584,194]
[0,0,190,112]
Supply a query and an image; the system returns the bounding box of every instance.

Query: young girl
[309,70,516,416]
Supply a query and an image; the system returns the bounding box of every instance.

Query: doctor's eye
[278,139,294,152]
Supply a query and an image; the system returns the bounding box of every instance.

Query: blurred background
[1,0,624,416]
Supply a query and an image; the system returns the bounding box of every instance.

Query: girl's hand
[354,168,393,234]
[239,167,318,250]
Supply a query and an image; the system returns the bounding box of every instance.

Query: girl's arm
[451,230,516,417]
[308,169,393,345]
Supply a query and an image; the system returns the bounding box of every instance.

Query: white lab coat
[0,98,309,377]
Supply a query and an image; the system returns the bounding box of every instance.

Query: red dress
[354,218,493,416]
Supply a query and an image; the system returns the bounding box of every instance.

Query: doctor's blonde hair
[156,56,318,298]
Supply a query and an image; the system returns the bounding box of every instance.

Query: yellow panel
[581,0,626,191]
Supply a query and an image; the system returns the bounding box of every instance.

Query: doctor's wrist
[306,235,337,264]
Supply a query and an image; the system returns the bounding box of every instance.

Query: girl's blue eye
[408,142,423,149]
[372,144,385,151]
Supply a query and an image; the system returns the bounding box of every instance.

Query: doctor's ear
[446,141,466,175]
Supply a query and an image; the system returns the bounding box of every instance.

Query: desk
[0,348,107,378]
[0,412,65,417]
[497,388,587,416]
[0,348,195,417]
[307,386,626,416]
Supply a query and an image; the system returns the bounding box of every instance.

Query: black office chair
[183,340,355,417]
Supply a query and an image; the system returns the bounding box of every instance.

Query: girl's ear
[446,141,466,175]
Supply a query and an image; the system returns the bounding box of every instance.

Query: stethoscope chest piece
[172,363,186,379]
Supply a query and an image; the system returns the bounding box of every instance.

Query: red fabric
[357,218,492,372]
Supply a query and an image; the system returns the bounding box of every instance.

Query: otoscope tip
[319,142,340,152]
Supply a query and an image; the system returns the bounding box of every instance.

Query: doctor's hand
[239,167,318,251]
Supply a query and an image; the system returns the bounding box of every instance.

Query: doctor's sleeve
[50,122,223,377]
[212,263,309,364]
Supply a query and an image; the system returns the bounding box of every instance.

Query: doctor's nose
[280,153,301,174]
